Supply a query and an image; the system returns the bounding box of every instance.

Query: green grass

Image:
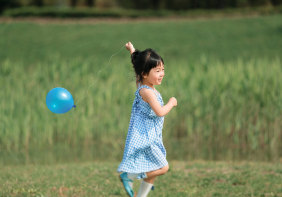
[0,161,281,196]
[0,15,281,164]
[1,15,282,64]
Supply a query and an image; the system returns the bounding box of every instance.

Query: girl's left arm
[125,42,135,55]
[125,42,138,87]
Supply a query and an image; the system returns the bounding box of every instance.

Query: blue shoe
[119,172,134,197]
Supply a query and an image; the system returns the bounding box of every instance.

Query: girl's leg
[144,165,169,183]
[137,180,154,197]
[143,176,156,184]
[137,165,169,197]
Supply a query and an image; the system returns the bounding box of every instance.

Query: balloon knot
[73,105,76,108]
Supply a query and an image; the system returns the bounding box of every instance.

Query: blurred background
[1,0,282,9]
[0,0,281,165]
[1,0,282,17]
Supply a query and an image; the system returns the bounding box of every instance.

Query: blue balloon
[46,87,75,114]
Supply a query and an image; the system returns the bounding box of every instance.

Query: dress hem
[117,161,168,174]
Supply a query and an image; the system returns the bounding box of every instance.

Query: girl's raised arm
[125,42,139,87]
[125,42,135,54]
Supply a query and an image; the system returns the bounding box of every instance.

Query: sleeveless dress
[117,85,168,175]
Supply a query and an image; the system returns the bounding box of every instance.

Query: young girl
[117,42,177,197]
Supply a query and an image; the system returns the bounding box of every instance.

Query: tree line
[1,0,282,13]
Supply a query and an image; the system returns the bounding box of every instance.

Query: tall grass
[0,15,281,164]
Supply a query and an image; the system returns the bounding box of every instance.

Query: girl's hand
[125,42,135,54]
[169,97,177,107]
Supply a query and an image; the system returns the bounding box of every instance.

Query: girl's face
[143,63,165,86]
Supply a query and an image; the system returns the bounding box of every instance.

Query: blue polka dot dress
[117,85,168,175]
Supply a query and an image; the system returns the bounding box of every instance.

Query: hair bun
[131,50,140,65]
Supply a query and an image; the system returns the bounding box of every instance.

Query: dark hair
[131,48,164,82]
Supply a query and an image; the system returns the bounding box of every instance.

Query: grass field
[0,14,282,165]
[0,13,282,197]
[0,161,281,197]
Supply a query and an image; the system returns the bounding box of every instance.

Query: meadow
[1,161,281,196]
[0,14,282,165]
